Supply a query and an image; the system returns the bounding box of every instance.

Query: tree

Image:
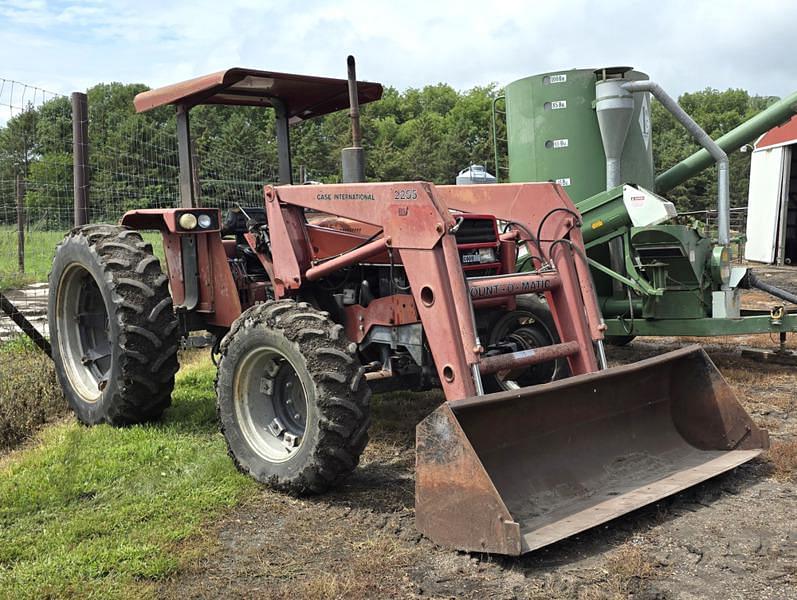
[0,76,782,228]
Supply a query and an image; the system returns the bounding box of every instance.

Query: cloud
[0,0,794,101]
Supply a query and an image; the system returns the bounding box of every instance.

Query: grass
[0,228,65,290]
[0,339,66,449]
[0,227,163,291]
[0,351,256,600]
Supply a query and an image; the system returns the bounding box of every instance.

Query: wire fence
[0,78,291,345]
[0,79,69,345]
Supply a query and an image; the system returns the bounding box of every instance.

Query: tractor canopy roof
[133,67,383,123]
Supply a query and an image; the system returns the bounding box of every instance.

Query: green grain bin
[506,67,654,202]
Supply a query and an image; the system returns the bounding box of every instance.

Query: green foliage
[24,151,72,212]
[0,76,783,224]
[87,83,180,221]
[0,356,256,600]
[358,83,503,184]
[0,96,72,219]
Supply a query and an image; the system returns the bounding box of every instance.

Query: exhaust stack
[342,55,365,183]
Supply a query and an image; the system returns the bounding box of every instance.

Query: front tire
[48,224,179,425]
[216,300,371,494]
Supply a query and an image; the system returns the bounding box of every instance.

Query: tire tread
[216,300,371,495]
[49,224,179,425]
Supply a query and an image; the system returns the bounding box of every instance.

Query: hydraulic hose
[746,271,797,305]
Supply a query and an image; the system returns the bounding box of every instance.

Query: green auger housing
[504,67,797,338]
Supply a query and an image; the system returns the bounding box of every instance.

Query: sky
[1,0,796,108]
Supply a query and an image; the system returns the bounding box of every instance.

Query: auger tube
[623,80,730,246]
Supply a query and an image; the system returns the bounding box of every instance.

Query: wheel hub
[496,325,555,385]
[234,348,309,462]
[57,264,111,402]
[267,365,307,450]
[490,312,559,389]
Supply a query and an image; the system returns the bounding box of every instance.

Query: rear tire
[216,299,371,494]
[48,224,179,425]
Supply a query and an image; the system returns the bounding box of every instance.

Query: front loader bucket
[416,345,768,555]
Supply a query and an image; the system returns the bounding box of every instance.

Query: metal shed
[745,114,797,264]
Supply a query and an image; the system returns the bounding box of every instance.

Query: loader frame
[122,180,605,402]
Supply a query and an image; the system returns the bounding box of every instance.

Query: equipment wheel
[484,294,567,392]
[216,300,371,493]
[605,335,636,347]
[48,224,179,425]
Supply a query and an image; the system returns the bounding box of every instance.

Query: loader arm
[438,182,604,372]
[269,182,599,400]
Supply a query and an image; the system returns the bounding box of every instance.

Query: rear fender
[120,208,242,327]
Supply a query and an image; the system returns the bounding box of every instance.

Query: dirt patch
[155,338,796,600]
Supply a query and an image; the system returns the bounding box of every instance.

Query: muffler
[416,345,768,555]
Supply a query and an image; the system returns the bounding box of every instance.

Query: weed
[768,440,797,482]
[274,533,420,599]
[578,544,658,600]
[0,344,65,449]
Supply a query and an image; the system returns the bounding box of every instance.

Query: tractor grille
[455,216,500,275]
[454,217,498,245]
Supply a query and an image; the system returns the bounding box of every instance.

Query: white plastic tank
[456,164,497,185]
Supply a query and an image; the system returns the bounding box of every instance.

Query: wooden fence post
[72,91,89,226]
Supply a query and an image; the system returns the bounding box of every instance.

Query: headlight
[197,214,212,229]
[178,213,198,230]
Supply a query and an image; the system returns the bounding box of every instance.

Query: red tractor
[48,60,767,555]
